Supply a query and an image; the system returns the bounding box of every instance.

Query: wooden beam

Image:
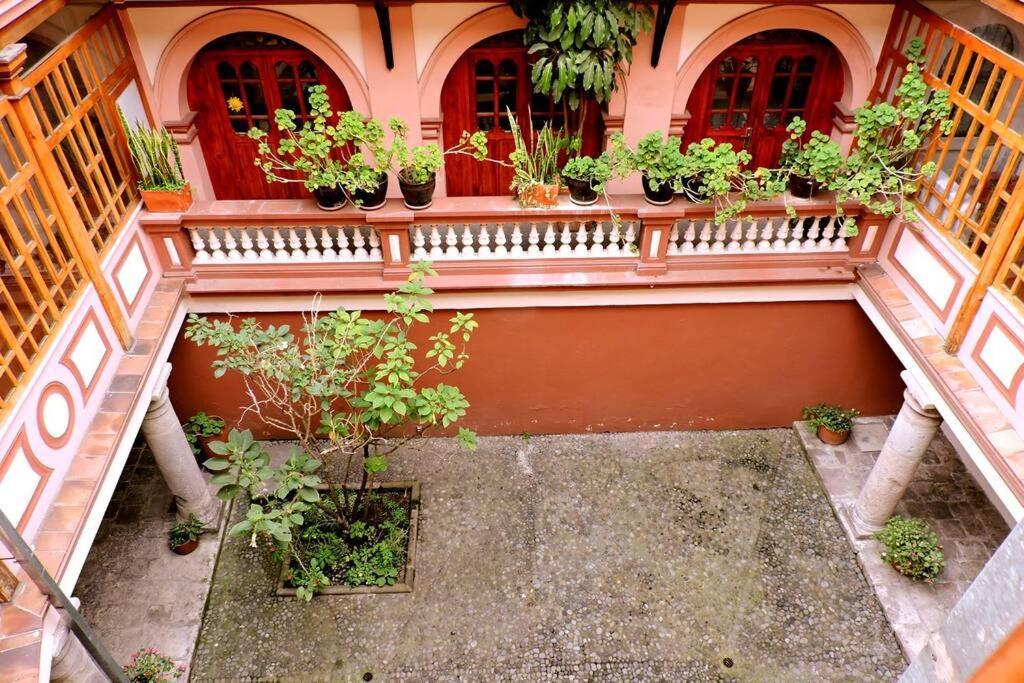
[980,0,1024,25]
[0,0,67,49]
[650,0,678,68]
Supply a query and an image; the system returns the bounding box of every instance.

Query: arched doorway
[684,30,842,168]
[187,32,352,200]
[440,31,604,196]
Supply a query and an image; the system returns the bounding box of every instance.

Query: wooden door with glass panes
[187,38,351,200]
[441,32,603,196]
[684,31,842,168]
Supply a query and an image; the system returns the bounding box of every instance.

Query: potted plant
[507,110,570,207]
[780,117,844,199]
[334,110,392,210]
[802,402,859,445]
[875,516,945,582]
[248,85,350,211]
[119,109,191,213]
[629,132,686,205]
[561,155,610,205]
[182,412,226,462]
[389,119,488,209]
[167,514,204,555]
[123,647,186,682]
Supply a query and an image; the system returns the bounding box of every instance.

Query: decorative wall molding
[0,429,51,532]
[37,383,74,449]
[113,235,153,317]
[60,308,113,402]
[886,224,966,322]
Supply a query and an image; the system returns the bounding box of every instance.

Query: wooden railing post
[0,44,132,349]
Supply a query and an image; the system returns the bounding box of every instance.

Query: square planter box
[275,480,420,597]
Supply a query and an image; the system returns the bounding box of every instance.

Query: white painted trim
[855,288,1024,524]
[60,304,188,593]
[187,283,857,313]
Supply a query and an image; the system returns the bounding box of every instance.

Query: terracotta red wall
[167,301,905,436]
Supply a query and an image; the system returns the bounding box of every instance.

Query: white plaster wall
[412,2,502,78]
[128,4,365,84]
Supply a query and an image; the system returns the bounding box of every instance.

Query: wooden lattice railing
[875,1,1024,349]
[0,7,137,415]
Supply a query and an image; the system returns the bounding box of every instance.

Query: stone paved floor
[192,431,905,682]
[75,441,224,677]
[797,416,1010,659]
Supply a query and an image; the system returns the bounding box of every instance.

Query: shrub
[875,516,945,581]
[167,514,204,549]
[802,402,858,433]
[123,647,185,682]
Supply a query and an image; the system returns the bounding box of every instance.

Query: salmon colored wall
[167,300,905,436]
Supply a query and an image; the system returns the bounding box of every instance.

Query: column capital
[900,370,941,419]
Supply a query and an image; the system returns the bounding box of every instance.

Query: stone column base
[840,502,883,540]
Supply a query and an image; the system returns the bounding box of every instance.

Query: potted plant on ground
[507,110,571,207]
[780,117,844,199]
[875,516,945,582]
[182,412,226,462]
[247,85,349,211]
[119,109,191,213]
[389,119,488,209]
[629,132,686,205]
[123,647,186,682]
[167,514,204,555]
[802,402,859,445]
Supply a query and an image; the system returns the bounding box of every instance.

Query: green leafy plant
[802,402,859,433]
[185,262,478,597]
[506,109,574,203]
[167,514,204,550]
[123,647,185,682]
[388,117,488,185]
[560,154,612,191]
[833,37,953,221]
[875,516,945,581]
[118,109,186,192]
[182,412,225,459]
[627,131,686,192]
[780,117,844,186]
[679,137,754,223]
[512,0,652,111]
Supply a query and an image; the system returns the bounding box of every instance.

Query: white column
[49,601,106,683]
[140,364,220,525]
[844,371,942,539]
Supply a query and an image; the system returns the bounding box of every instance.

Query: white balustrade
[188,225,382,264]
[666,215,853,255]
[409,220,639,260]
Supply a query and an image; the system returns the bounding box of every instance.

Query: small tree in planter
[802,402,859,445]
[780,117,844,199]
[119,109,191,213]
[184,262,478,598]
[388,118,488,209]
[875,516,945,581]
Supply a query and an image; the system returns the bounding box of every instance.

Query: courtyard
[79,429,924,681]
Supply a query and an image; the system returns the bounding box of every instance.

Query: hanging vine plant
[510,0,653,110]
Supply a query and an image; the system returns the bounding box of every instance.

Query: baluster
[591,222,606,256]
[696,220,712,253]
[528,223,542,255]
[606,222,621,256]
[510,223,525,256]
[681,220,696,253]
[743,219,760,252]
[304,228,321,260]
[787,218,805,250]
[574,222,590,255]
[541,222,556,255]
[223,229,241,261]
[208,229,226,261]
[816,216,835,250]
[190,229,210,263]
[493,224,509,257]
[412,226,427,260]
[287,228,303,260]
[802,217,822,250]
[271,228,288,260]
[667,223,680,255]
[337,226,353,261]
[461,225,475,257]
[558,222,573,255]
[320,227,337,259]
[623,222,637,254]
[368,228,382,260]
[478,224,492,257]
[757,219,773,251]
[239,228,256,260]
[726,220,743,252]
[834,216,852,250]
[353,227,370,260]
[444,225,460,257]
[256,228,273,261]
[429,225,444,258]
[772,219,789,251]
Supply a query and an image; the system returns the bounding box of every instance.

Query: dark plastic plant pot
[348,174,389,211]
[788,173,822,199]
[681,174,710,202]
[399,174,436,210]
[171,538,199,556]
[816,424,851,445]
[641,175,674,205]
[565,177,598,205]
[311,184,348,211]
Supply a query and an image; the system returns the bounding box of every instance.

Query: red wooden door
[441,32,603,197]
[188,44,351,200]
[685,32,843,168]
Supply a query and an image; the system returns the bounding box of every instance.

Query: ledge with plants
[120,109,192,213]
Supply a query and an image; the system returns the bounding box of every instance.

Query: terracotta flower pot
[642,175,675,205]
[788,173,822,199]
[518,182,560,208]
[565,177,598,205]
[172,538,199,556]
[816,424,851,445]
[196,425,228,462]
[140,184,192,213]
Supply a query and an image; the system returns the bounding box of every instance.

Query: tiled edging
[796,417,1009,659]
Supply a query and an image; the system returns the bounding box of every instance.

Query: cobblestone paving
[798,417,1010,658]
[192,431,905,682]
